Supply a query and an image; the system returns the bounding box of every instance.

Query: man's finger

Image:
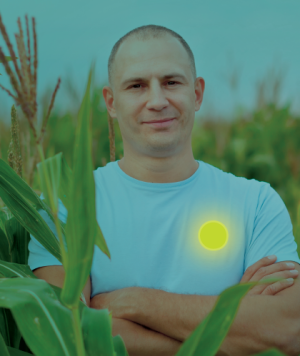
[241,255,277,282]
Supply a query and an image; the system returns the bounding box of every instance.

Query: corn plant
[0,13,292,356]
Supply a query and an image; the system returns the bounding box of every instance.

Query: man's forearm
[126,289,293,356]
[111,317,182,356]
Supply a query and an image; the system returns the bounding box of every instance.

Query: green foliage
[0,260,123,356]
[0,63,125,356]
[0,158,63,262]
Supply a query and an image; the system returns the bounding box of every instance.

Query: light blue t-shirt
[28,159,300,299]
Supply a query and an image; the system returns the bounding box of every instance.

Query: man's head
[107,25,197,92]
[102,25,205,169]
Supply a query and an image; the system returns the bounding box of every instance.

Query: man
[28,25,300,356]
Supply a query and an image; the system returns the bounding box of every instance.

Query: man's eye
[167,81,177,86]
[130,81,178,89]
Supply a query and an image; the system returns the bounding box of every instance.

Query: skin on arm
[122,261,300,356]
[90,291,182,355]
[111,317,182,356]
[32,265,91,308]
[33,267,182,355]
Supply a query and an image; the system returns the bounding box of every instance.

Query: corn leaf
[0,278,79,356]
[37,153,62,214]
[0,261,86,314]
[3,216,30,265]
[57,153,72,212]
[0,330,10,356]
[0,159,63,261]
[36,152,72,214]
[0,306,21,352]
[7,345,33,356]
[60,61,110,308]
[0,208,30,266]
[111,336,129,356]
[0,261,23,352]
[0,207,13,234]
[0,221,12,262]
[0,261,125,355]
[81,307,117,356]
[37,150,110,267]
[36,152,69,270]
[251,349,287,355]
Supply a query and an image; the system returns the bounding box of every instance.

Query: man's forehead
[119,34,179,54]
[113,35,192,88]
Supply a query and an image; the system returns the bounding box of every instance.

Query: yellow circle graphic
[198,221,228,251]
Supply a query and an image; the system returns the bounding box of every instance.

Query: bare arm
[121,262,300,356]
[111,317,182,356]
[33,265,91,307]
[124,288,298,356]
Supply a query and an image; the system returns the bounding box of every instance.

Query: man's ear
[195,77,205,112]
[102,86,117,118]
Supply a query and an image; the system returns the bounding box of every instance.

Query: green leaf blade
[61,62,104,307]
[0,159,63,262]
[0,278,79,356]
[81,307,115,356]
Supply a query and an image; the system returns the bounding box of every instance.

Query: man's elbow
[284,323,300,356]
[80,292,90,308]
[275,318,300,356]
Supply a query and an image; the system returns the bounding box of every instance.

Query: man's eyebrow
[121,73,187,87]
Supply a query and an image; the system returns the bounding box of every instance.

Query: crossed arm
[91,268,300,356]
[111,317,182,356]
[117,288,297,356]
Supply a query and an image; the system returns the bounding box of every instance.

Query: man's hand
[90,287,136,319]
[240,255,298,296]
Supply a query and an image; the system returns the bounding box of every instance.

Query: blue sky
[0,0,299,125]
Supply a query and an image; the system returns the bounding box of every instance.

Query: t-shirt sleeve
[28,194,68,271]
[244,183,300,272]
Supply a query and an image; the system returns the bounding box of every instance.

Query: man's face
[103,35,205,160]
